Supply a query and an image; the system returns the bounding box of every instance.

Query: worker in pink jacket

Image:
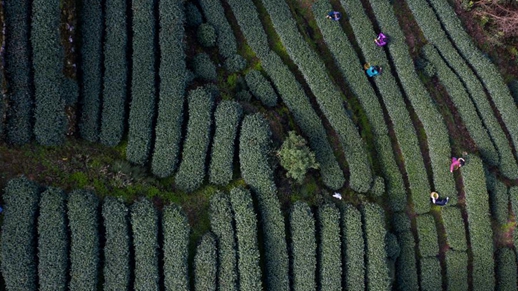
[450,157,465,172]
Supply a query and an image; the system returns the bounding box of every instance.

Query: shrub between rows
[79,0,103,142]
[193,53,217,81]
[416,214,439,257]
[445,251,468,291]
[162,204,190,291]
[289,202,316,291]
[486,173,509,226]
[361,203,391,291]
[151,0,186,177]
[245,70,278,107]
[126,0,157,165]
[100,0,128,146]
[102,197,131,291]
[31,0,67,145]
[395,230,419,290]
[340,0,431,211]
[259,0,373,193]
[130,199,159,291]
[368,0,456,199]
[175,87,213,192]
[406,0,518,179]
[37,187,68,291]
[239,114,289,291]
[427,0,518,157]
[1,178,40,291]
[5,0,32,144]
[226,0,345,189]
[441,206,468,251]
[317,204,342,290]
[209,101,242,185]
[199,0,237,59]
[419,257,442,291]
[209,192,238,291]
[421,45,499,168]
[341,204,365,290]
[460,155,495,291]
[496,248,517,291]
[312,0,405,205]
[194,233,217,291]
[229,187,263,291]
[67,190,99,291]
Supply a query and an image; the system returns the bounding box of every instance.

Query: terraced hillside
[1,0,518,290]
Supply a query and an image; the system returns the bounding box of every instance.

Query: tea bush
[163,204,190,291]
[341,204,365,290]
[199,0,237,58]
[441,206,468,251]
[185,2,202,28]
[224,54,247,73]
[317,204,342,290]
[289,202,316,291]
[420,257,442,291]
[416,214,439,257]
[445,251,468,291]
[486,173,509,225]
[193,53,217,81]
[395,231,419,290]
[197,23,216,48]
[194,233,217,291]
[495,248,517,291]
[245,70,278,107]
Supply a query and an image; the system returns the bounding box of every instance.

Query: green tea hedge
[126,0,157,165]
[210,192,238,291]
[193,53,217,81]
[341,204,365,290]
[416,214,439,257]
[5,0,32,144]
[445,251,468,291]
[209,101,242,185]
[289,201,316,291]
[102,197,131,291]
[395,231,419,290]
[100,0,128,146]
[130,199,159,291]
[419,257,442,291]
[37,187,68,291]
[496,248,517,291]
[199,0,237,58]
[229,187,263,291]
[151,0,186,177]
[175,87,213,192]
[67,190,99,291]
[486,173,509,225]
[245,70,278,107]
[163,204,190,291]
[441,206,468,251]
[317,204,342,290]
[194,233,218,291]
[1,178,40,291]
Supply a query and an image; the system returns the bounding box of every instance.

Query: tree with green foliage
[277,131,319,184]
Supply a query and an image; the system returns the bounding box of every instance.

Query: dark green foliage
[239,114,289,291]
[209,101,242,185]
[277,131,319,184]
[496,248,517,291]
[79,0,103,142]
[175,88,214,192]
[486,173,509,225]
[341,204,365,291]
[102,197,131,291]
[67,190,99,291]
[1,178,40,291]
[370,176,386,197]
[209,192,238,291]
[5,0,32,144]
[100,0,128,146]
[31,0,67,145]
[361,203,391,291]
[260,0,373,193]
[385,233,400,261]
[194,233,217,291]
[318,204,342,291]
[199,0,237,58]
[193,53,217,81]
[340,0,431,205]
[163,204,190,291]
[224,55,247,73]
[421,45,500,169]
[367,0,457,200]
[395,231,419,291]
[235,90,252,102]
[416,214,439,257]
[461,156,495,291]
[151,0,186,177]
[441,206,468,251]
[37,187,68,291]
[130,199,159,291]
[185,2,202,28]
[197,23,216,47]
[245,70,278,107]
[311,0,404,207]
[226,0,345,189]
[126,0,157,165]
[229,187,263,291]
[392,212,411,233]
[289,202,316,291]
[445,251,468,291]
[420,257,442,291]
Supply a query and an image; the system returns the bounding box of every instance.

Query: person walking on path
[326,11,342,21]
